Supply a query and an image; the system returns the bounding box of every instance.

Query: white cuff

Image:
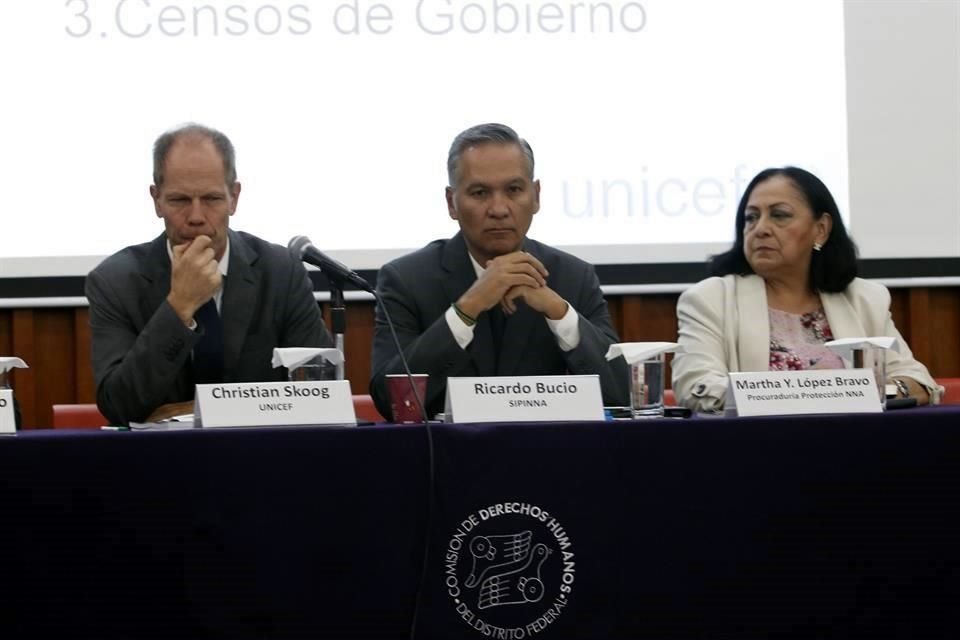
[445,305,475,350]
[545,301,580,351]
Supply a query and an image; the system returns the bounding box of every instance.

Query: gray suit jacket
[370,233,628,420]
[86,229,332,425]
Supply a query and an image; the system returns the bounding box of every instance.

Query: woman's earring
[813,242,823,252]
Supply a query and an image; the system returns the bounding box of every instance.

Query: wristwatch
[893,378,911,398]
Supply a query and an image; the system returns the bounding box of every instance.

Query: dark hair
[709,166,858,293]
[152,123,237,188]
[447,122,535,186]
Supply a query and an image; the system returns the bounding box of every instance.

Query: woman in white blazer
[672,167,940,413]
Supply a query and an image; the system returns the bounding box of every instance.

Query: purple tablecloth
[2,406,959,638]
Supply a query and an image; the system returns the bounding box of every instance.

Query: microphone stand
[329,281,346,381]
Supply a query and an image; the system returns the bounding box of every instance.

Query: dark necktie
[193,299,224,384]
[489,306,507,368]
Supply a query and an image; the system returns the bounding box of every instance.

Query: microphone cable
[376,295,435,640]
[291,240,436,638]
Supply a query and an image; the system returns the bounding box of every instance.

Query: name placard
[195,380,356,428]
[727,369,881,417]
[444,375,604,423]
[0,389,14,434]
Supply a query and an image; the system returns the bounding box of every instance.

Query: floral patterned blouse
[768,307,845,371]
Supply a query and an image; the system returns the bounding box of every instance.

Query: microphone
[288,235,374,293]
[288,236,431,639]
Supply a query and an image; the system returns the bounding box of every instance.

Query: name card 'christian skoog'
[444,375,604,423]
[195,380,356,428]
[0,389,14,434]
[727,369,881,417]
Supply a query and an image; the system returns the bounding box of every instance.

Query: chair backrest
[352,394,385,423]
[937,378,960,405]
[52,403,108,429]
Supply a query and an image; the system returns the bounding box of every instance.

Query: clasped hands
[456,251,568,321]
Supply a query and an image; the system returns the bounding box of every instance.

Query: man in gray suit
[87,124,331,425]
[370,123,628,420]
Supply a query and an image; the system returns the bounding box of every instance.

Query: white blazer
[672,275,941,412]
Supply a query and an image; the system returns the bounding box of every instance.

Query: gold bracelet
[893,378,910,398]
[452,302,477,326]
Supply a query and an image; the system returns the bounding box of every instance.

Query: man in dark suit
[86,124,331,426]
[370,123,628,420]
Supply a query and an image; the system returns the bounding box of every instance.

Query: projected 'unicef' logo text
[445,502,575,637]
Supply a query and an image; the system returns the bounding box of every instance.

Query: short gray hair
[152,123,237,188]
[446,123,535,186]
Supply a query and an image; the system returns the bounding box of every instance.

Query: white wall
[0,0,957,284]
[846,0,960,259]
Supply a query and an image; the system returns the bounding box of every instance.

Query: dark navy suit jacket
[86,229,331,425]
[370,233,628,420]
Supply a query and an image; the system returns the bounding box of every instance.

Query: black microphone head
[288,235,312,258]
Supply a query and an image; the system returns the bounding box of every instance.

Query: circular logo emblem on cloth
[444,502,575,637]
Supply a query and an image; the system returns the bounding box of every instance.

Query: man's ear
[446,186,458,220]
[150,185,161,218]
[532,179,541,215]
[229,181,242,216]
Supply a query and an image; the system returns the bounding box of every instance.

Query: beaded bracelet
[452,302,477,326]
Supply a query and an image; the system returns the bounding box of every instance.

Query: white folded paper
[605,342,680,364]
[824,337,899,364]
[128,415,196,430]
[0,357,29,374]
[271,348,343,370]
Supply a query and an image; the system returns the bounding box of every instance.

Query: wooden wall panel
[31,310,77,428]
[0,311,12,408]
[907,288,932,366]
[0,311,11,355]
[321,303,376,396]
[605,298,621,331]
[924,288,960,377]
[615,294,682,387]
[0,309,13,356]
[617,295,680,342]
[74,308,96,403]
[11,311,37,427]
[5,287,960,427]
[890,289,908,336]
[343,304,376,396]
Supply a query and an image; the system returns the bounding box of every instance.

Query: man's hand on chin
[167,235,222,326]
